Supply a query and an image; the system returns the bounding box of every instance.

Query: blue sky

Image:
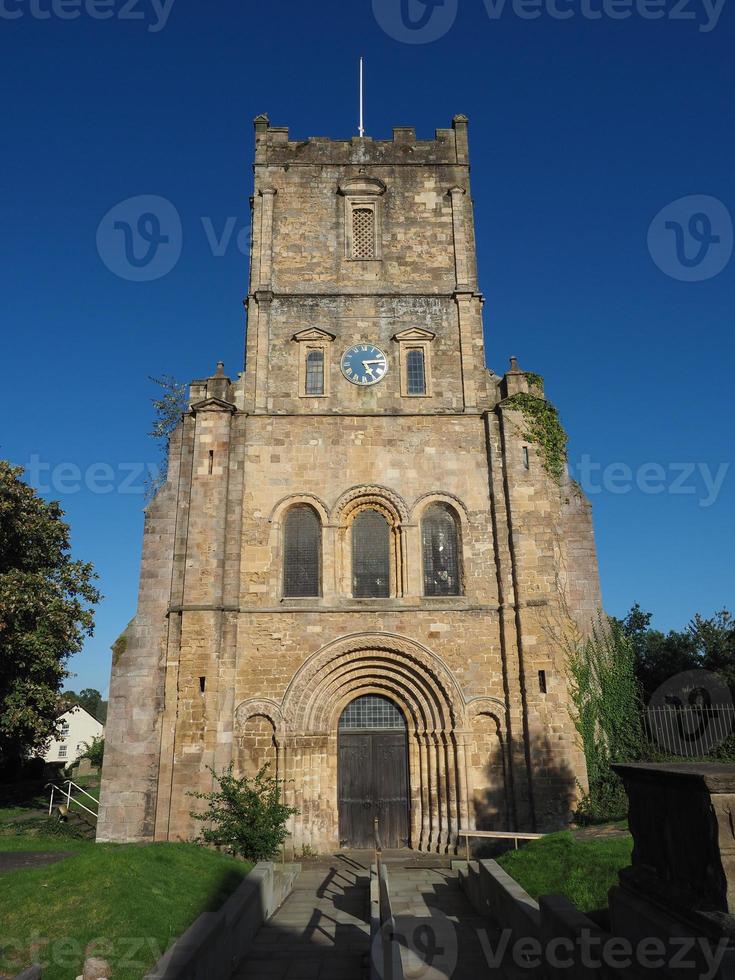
[1,0,733,694]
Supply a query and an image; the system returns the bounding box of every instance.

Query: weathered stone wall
[244,114,486,416]
[98,113,601,849]
[96,426,184,842]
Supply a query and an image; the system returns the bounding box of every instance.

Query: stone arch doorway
[337,694,410,849]
[279,632,476,853]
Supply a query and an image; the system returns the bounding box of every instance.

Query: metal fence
[645,704,735,757]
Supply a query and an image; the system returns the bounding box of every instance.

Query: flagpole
[359,57,365,138]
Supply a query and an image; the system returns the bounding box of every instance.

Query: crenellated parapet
[253,112,470,167]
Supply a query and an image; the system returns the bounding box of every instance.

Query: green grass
[0,837,252,979]
[496,830,633,912]
[0,831,91,852]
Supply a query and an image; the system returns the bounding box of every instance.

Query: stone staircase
[234,852,512,979]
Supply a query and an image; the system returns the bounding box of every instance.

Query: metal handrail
[64,779,98,806]
[374,816,383,876]
[47,780,99,821]
[371,816,403,980]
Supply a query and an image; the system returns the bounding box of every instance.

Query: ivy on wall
[504,391,568,482]
[522,371,544,393]
[111,631,128,667]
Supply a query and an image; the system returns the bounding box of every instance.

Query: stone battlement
[253,113,470,167]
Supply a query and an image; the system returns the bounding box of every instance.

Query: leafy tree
[81,736,104,768]
[0,462,101,771]
[689,610,735,690]
[60,688,107,722]
[615,604,735,700]
[146,375,188,500]
[189,764,298,861]
[566,615,643,822]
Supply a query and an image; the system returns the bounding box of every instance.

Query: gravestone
[611,763,735,978]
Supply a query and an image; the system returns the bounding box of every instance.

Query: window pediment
[292,327,336,343]
[392,327,436,343]
[189,396,237,415]
[338,176,387,197]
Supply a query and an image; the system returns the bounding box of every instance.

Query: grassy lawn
[496,829,633,912]
[0,829,252,979]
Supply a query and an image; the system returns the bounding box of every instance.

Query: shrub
[189,764,297,862]
[81,736,104,768]
[566,615,643,823]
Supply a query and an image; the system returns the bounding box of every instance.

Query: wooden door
[373,730,410,848]
[338,730,409,848]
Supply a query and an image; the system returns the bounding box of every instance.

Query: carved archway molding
[332,485,409,526]
[268,493,330,526]
[234,634,507,854]
[466,695,507,723]
[410,491,471,527]
[281,631,467,733]
[234,698,285,738]
[267,485,474,530]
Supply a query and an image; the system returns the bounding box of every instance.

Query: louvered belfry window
[422,504,461,596]
[352,207,375,259]
[352,509,390,598]
[283,505,321,597]
[305,349,324,395]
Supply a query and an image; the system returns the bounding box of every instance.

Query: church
[97,113,601,853]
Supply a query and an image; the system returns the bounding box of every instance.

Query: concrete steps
[234,853,510,979]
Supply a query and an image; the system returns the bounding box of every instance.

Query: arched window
[339,695,406,730]
[305,349,324,395]
[352,510,390,598]
[283,505,321,597]
[421,504,461,596]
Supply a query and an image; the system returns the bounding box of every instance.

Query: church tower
[98,115,601,851]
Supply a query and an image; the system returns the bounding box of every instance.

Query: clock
[340,344,388,386]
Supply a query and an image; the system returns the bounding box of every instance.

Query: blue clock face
[340,344,388,386]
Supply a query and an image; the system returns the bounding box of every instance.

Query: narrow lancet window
[283,505,321,597]
[305,349,325,395]
[352,510,390,598]
[421,504,461,596]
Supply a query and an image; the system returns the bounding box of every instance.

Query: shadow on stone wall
[472,732,578,852]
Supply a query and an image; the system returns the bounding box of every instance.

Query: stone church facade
[97,114,601,853]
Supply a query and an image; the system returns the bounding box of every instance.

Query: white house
[43,705,104,765]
